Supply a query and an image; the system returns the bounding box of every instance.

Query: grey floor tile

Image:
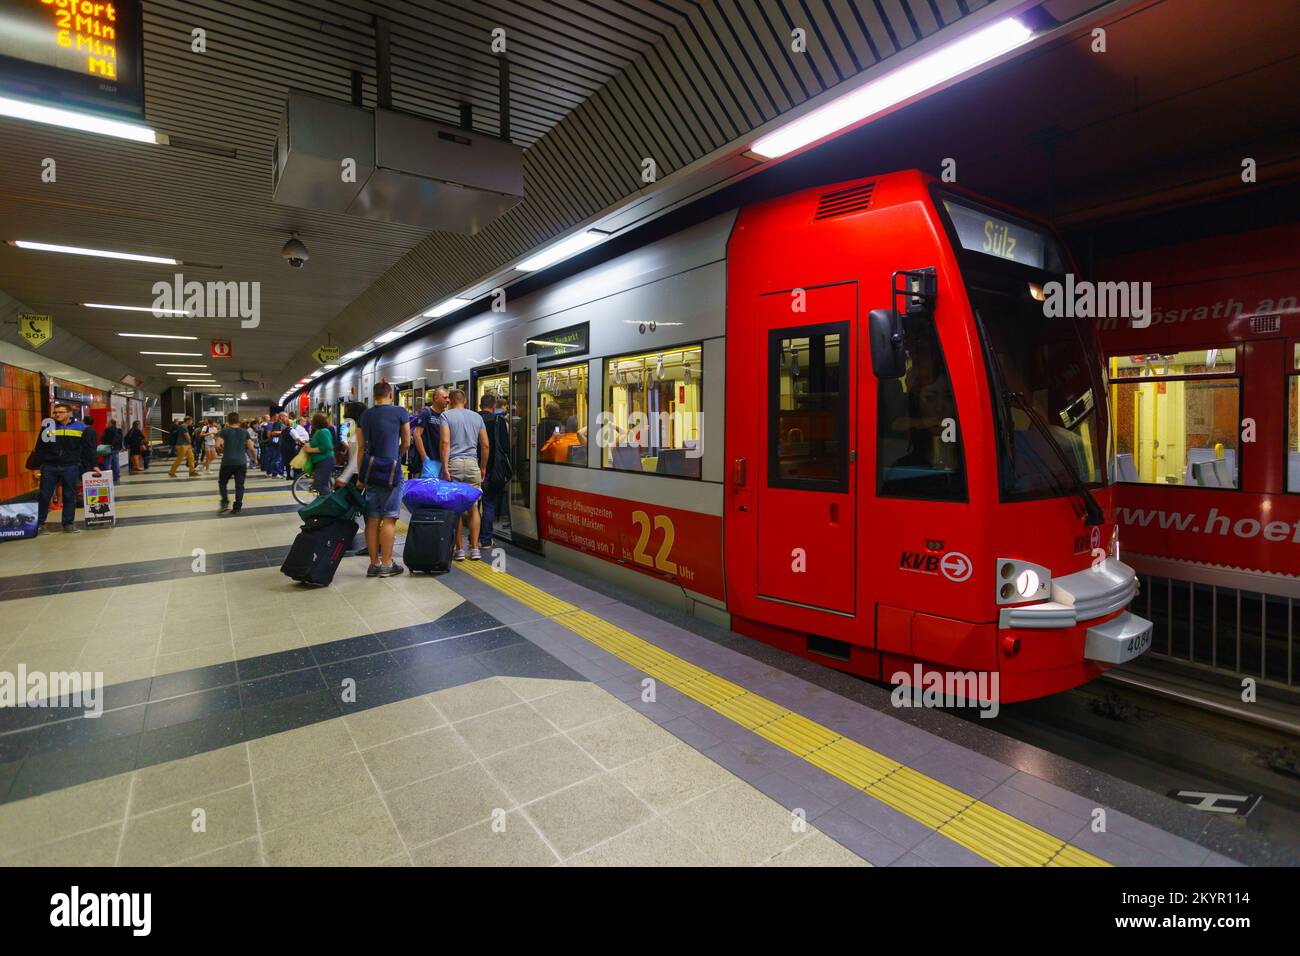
[912,831,996,867]
[659,716,723,753]
[751,772,834,822]
[837,791,935,849]
[1068,827,1184,867]
[1104,809,1210,866]
[810,808,907,866]
[981,781,1091,842]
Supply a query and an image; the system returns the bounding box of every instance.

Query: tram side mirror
[869,308,906,379]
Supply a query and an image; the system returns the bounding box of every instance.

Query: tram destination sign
[943,199,1050,271]
[0,0,145,119]
[526,322,589,361]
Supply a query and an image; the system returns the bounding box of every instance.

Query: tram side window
[601,346,702,478]
[1288,344,1300,493]
[877,316,965,501]
[1108,348,1240,488]
[770,327,847,491]
[537,363,589,466]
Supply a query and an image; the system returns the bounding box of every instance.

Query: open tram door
[507,354,542,551]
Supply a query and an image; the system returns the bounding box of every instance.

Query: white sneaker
[469,548,481,561]
[453,548,466,561]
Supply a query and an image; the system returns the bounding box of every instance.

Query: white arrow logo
[940,551,972,583]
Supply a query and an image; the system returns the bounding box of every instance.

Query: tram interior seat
[611,446,642,471]
[1191,458,1235,488]
[1115,453,1139,482]
[656,449,700,478]
[1186,447,1236,487]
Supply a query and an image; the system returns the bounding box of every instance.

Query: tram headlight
[996,558,1052,605]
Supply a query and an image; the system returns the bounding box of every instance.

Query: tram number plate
[1121,624,1153,661]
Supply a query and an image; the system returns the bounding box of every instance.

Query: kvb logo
[899,549,972,582]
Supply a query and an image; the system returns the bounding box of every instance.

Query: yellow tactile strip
[457,560,1109,867]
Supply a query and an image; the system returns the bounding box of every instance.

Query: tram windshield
[938,196,1110,503]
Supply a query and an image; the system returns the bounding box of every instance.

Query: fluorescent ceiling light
[154,363,207,368]
[516,232,606,273]
[84,302,192,316]
[0,95,160,144]
[422,297,473,318]
[375,330,403,343]
[321,364,338,371]
[339,351,365,362]
[750,17,1033,159]
[11,240,178,265]
[117,333,197,340]
[167,371,215,376]
[309,371,322,379]
[140,351,202,356]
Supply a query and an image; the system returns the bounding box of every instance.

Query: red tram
[1096,223,1300,687]
[725,171,1148,702]
[308,170,1151,703]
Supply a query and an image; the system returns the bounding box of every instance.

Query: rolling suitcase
[280,516,357,586]
[404,508,455,574]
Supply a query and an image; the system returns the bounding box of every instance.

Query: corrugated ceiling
[0,0,999,399]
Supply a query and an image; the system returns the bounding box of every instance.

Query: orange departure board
[0,0,144,118]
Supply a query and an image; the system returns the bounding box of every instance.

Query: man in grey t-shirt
[440,389,488,560]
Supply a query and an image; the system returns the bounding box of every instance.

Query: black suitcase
[404,508,455,574]
[280,516,357,586]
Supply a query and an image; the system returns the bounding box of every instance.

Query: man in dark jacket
[478,393,513,549]
[32,402,100,534]
[101,418,123,483]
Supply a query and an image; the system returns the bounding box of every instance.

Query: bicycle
[290,465,344,506]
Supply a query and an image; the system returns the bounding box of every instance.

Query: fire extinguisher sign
[211,339,232,359]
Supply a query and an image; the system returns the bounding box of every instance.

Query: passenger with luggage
[356,382,410,577]
[440,389,489,561]
[304,412,336,499]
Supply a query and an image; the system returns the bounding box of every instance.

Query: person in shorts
[356,382,410,577]
[440,389,488,561]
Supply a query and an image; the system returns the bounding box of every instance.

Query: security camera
[281,234,309,269]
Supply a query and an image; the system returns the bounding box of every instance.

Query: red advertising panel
[538,485,724,601]
[298,393,309,417]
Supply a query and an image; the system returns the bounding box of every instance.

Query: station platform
[0,470,1261,867]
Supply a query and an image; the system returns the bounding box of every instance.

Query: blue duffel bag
[401,478,482,514]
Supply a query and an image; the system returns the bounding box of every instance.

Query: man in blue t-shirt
[413,385,450,479]
[356,382,410,577]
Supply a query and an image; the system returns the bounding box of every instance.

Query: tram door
[756,284,858,615]
[508,355,541,551]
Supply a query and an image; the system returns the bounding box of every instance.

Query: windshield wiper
[1006,391,1104,526]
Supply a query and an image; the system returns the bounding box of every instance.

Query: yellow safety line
[113,491,294,509]
[457,559,1109,867]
